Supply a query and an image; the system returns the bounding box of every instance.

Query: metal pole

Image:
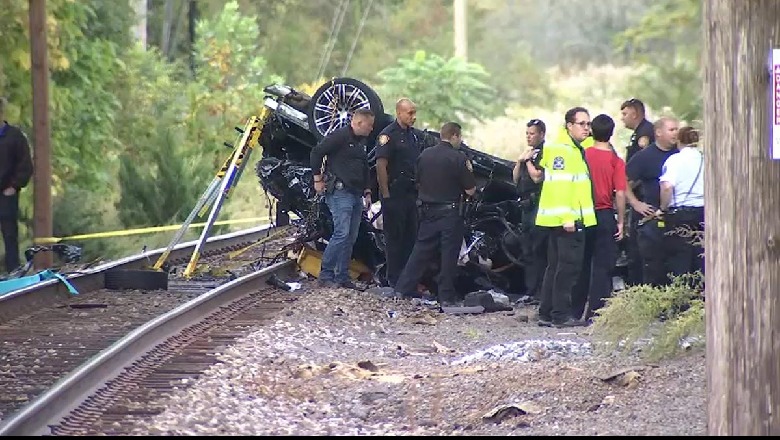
[182,113,265,278]
[152,176,221,270]
[29,0,52,270]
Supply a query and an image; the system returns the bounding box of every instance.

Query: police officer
[528,107,596,328]
[513,118,548,304]
[310,108,375,289]
[620,98,655,162]
[626,117,679,287]
[375,98,428,288]
[658,126,703,278]
[0,97,32,273]
[620,98,654,285]
[393,122,476,311]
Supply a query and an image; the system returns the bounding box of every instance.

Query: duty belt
[420,201,458,211]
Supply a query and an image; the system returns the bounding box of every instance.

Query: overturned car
[255,77,542,296]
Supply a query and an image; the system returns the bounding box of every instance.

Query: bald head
[395,98,417,128]
[654,117,679,149]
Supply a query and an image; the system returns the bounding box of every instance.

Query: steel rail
[0,223,284,324]
[0,258,295,436]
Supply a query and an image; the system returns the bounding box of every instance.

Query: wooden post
[704,0,780,435]
[29,0,52,269]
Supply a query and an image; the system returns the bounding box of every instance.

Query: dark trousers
[572,210,619,320]
[664,207,704,277]
[395,207,463,304]
[625,212,643,285]
[539,227,585,323]
[521,209,548,299]
[382,194,418,287]
[0,193,20,272]
[636,218,668,287]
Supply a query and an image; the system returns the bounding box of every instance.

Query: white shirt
[659,147,704,208]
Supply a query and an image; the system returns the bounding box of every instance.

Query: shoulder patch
[552,156,565,170]
[465,159,473,172]
[377,134,390,146]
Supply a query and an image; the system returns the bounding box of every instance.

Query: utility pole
[454,0,467,60]
[29,0,52,269]
[704,0,780,435]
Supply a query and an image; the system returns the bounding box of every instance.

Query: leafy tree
[116,125,212,227]
[377,51,498,130]
[115,1,280,229]
[615,0,702,122]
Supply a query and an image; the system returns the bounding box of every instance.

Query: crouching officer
[393,122,476,311]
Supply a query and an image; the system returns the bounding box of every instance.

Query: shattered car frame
[255,77,620,296]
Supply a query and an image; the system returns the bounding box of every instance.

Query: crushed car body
[255,78,559,296]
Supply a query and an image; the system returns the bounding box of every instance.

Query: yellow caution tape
[34,217,272,244]
[227,226,291,260]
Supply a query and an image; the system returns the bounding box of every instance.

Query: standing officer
[375,98,426,288]
[310,108,375,289]
[626,117,679,287]
[658,126,704,278]
[620,98,655,162]
[0,97,33,273]
[513,118,547,304]
[527,107,596,328]
[620,98,654,285]
[393,122,476,311]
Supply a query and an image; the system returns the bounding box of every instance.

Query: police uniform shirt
[416,141,476,204]
[517,141,544,197]
[375,121,424,196]
[310,125,369,194]
[626,143,678,211]
[626,119,654,163]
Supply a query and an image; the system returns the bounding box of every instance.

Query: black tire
[105,269,169,291]
[307,77,384,140]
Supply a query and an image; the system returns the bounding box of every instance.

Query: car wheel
[307,77,384,140]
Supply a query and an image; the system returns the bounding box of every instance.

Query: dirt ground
[131,283,707,436]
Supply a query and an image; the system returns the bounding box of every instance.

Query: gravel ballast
[129,285,707,436]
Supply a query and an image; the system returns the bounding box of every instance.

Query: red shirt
[585,147,626,210]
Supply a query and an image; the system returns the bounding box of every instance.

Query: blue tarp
[0,270,79,297]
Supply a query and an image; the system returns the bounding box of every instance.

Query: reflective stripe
[544,172,590,182]
[537,207,595,218]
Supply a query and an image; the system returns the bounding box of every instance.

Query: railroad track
[0,224,287,324]
[0,224,301,435]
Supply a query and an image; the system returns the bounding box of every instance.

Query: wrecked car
[255,77,544,296]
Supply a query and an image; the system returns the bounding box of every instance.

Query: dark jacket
[310,126,369,194]
[0,122,33,190]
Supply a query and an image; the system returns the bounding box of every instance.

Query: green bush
[591,272,705,361]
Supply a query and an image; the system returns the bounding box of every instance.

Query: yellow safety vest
[581,136,594,149]
[535,128,597,228]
